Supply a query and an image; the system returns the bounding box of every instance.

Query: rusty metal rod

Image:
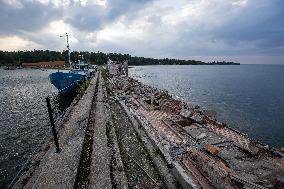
[46,97,60,153]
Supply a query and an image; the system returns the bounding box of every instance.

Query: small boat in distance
[49,33,95,96]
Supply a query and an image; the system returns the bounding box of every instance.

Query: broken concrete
[110,75,284,189]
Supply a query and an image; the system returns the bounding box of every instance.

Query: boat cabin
[71,61,89,70]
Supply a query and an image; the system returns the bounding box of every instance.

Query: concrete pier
[13,73,99,188]
[12,69,284,189]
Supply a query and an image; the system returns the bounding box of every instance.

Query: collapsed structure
[108,74,284,189]
[107,59,128,76]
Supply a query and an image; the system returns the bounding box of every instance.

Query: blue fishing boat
[49,62,90,95]
[49,33,92,96]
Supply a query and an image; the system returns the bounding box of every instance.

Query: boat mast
[66,33,70,66]
[60,33,70,67]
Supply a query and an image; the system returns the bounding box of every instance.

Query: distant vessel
[49,33,94,96]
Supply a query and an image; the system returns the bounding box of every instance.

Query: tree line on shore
[0,50,240,66]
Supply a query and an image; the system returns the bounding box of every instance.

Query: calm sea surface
[0,69,73,188]
[1,65,284,188]
[129,65,284,148]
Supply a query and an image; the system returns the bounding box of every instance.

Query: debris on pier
[109,75,284,189]
[107,59,128,76]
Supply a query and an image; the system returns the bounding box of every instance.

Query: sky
[0,0,283,64]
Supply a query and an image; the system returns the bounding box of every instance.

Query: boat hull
[49,71,85,95]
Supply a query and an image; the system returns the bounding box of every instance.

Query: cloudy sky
[0,0,283,64]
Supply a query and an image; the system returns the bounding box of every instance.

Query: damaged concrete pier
[13,69,284,189]
[109,75,284,189]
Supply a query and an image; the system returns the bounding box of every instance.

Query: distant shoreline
[0,50,240,67]
[1,62,240,70]
[128,62,240,66]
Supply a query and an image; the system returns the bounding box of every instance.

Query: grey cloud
[0,0,154,50]
[64,2,106,31]
[209,0,284,53]
[164,0,284,57]
[0,0,154,36]
[65,0,153,31]
[0,1,62,36]
[106,0,153,19]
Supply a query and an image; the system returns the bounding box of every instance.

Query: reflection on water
[0,69,74,188]
[130,65,284,148]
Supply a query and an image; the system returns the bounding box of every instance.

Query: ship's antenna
[60,33,70,66]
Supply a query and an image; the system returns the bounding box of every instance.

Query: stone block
[191,113,205,124]
[216,122,225,129]
[180,108,192,118]
[176,118,192,127]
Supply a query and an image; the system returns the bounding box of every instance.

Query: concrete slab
[88,74,112,189]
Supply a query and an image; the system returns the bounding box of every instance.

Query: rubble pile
[109,75,284,189]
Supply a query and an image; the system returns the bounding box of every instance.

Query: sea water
[0,69,74,188]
